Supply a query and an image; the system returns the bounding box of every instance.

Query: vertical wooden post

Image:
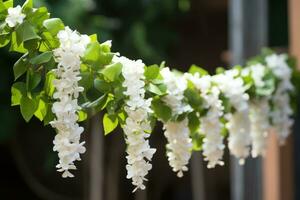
[263,1,298,200]
[229,1,268,200]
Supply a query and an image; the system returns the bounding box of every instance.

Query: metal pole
[229,1,268,200]
[89,114,104,200]
[191,152,205,200]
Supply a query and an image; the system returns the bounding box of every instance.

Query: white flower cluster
[5,5,25,28]
[213,69,251,164]
[186,73,225,168]
[163,118,192,177]
[161,68,192,115]
[114,56,156,192]
[249,99,270,157]
[266,54,294,144]
[161,68,193,176]
[242,63,266,88]
[50,27,90,178]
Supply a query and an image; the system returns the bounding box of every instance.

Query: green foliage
[100,62,122,82]
[103,113,118,135]
[188,64,208,76]
[20,96,38,122]
[145,65,160,80]
[151,98,172,122]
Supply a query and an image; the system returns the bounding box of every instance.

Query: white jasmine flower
[249,99,270,157]
[163,118,193,177]
[161,68,192,115]
[249,64,266,88]
[186,73,225,168]
[266,54,294,144]
[213,69,249,112]
[200,86,225,168]
[115,56,156,192]
[226,111,251,165]
[5,5,25,27]
[50,27,90,178]
[161,69,193,176]
[213,69,251,164]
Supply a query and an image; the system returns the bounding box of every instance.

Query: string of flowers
[114,56,156,191]
[50,27,90,178]
[213,69,251,165]
[186,73,225,168]
[0,1,299,192]
[161,68,193,177]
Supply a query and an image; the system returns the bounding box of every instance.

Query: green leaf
[77,110,88,122]
[89,34,98,42]
[44,71,55,97]
[26,7,49,28]
[43,18,64,36]
[11,82,26,106]
[10,32,27,53]
[3,0,13,9]
[188,65,208,76]
[184,88,202,109]
[0,33,10,47]
[20,96,38,122]
[79,72,93,90]
[83,42,101,65]
[188,112,200,133]
[28,70,41,90]
[103,113,118,135]
[94,79,111,93]
[30,51,53,65]
[16,21,40,45]
[22,0,33,10]
[145,65,160,80]
[152,98,172,122]
[43,104,54,125]
[13,55,28,80]
[191,132,204,151]
[34,98,47,121]
[147,83,164,95]
[100,63,122,82]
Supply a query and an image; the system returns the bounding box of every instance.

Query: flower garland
[0,2,298,192]
[160,68,193,177]
[114,56,156,191]
[50,27,90,177]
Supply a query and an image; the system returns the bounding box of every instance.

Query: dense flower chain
[186,73,225,168]
[213,69,251,165]
[266,54,294,144]
[50,27,90,178]
[249,99,270,157]
[1,4,296,192]
[114,56,156,192]
[161,68,193,176]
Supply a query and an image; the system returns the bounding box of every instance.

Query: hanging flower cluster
[50,27,90,178]
[114,56,156,191]
[0,1,298,192]
[186,73,225,168]
[249,99,270,157]
[213,69,251,164]
[161,68,193,177]
[266,54,294,144]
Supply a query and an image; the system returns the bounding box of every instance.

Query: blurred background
[0,0,298,200]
